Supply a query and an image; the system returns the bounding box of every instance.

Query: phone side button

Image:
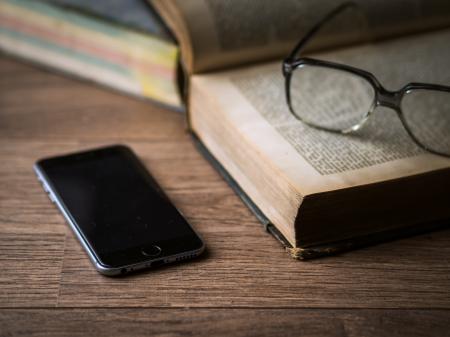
[49,193,56,203]
[141,245,162,257]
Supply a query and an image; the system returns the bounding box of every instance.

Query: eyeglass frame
[282,2,450,157]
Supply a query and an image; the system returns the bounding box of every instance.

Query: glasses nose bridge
[376,87,402,111]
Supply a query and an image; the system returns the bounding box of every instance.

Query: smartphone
[34,145,205,276]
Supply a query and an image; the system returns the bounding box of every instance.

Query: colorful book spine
[0,0,181,108]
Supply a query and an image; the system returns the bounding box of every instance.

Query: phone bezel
[34,145,205,276]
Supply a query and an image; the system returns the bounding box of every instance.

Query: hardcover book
[152,0,450,258]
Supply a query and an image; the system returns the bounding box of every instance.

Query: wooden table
[1,55,449,337]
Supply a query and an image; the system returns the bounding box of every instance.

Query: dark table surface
[1,55,449,337]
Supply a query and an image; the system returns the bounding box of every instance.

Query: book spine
[191,132,450,259]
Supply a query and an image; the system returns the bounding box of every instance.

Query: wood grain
[1,55,450,335]
[1,309,450,337]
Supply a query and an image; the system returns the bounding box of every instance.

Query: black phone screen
[37,145,203,267]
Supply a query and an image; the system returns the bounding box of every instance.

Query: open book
[152,0,450,257]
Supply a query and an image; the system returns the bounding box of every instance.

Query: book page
[152,0,450,73]
[191,28,450,196]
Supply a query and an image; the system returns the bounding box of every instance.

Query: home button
[141,245,162,257]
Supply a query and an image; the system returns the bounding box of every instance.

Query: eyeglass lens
[289,64,375,131]
[401,89,450,155]
[289,64,450,155]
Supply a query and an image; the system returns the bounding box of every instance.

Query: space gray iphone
[34,145,204,276]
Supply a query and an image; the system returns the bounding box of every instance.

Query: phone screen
[37,145,203,268]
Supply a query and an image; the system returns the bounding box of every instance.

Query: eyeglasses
[282,2,450,157]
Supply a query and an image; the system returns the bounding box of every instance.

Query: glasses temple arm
[286,1,357,61]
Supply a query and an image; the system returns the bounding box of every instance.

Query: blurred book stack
[0,0,182,108]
